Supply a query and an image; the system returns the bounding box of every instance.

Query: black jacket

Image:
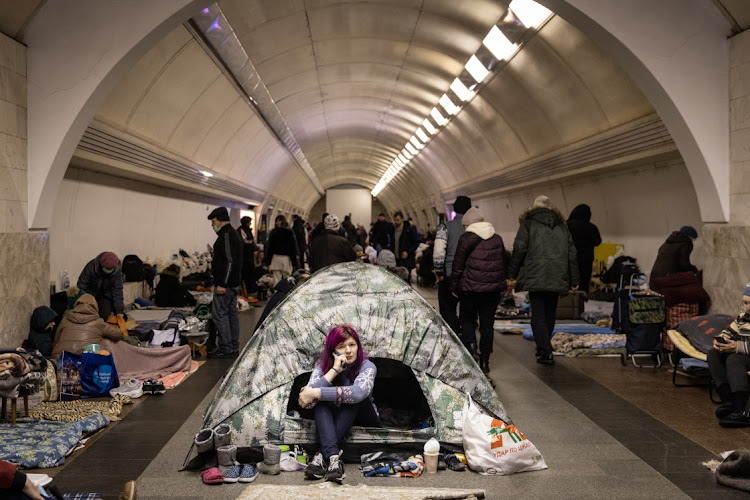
[155,274,197,307]
[292,218,307,253]
[309,230,357,272]
[391,221,419,269]
[77,254,125,314]
[212,224,243,288]
[27,306,58,357]
[264,227,299,268]
[254,277,295,332]
[371,220,392,249]
[567,205,602,265]
[650,231,697,282]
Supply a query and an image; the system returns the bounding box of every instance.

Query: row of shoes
[143,379,166,395]
[202,462,258,484]
[109,378,166,398]
[304,450,345,483]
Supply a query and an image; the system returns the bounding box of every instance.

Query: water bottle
[60,270,70,291]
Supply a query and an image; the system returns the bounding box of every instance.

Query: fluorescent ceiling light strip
[465,55,489,83]
[405,143,418,155]
[403,149,413,160]
[409,136,423,150]
[439,94,460,116]
[398,153,408,164]
[431,107,448,126]
[395,157,405,168]
[450,79,474,102]
[415,128,429,143]
[422,118,438,135]
[510,0,552,28]
[483,25,517,60]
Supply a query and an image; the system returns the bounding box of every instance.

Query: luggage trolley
[612,269,665,368]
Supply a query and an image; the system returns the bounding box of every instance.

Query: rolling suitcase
[612,272,665,367]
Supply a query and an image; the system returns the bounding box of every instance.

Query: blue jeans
[212,286,240,353]
[314,399,382,458]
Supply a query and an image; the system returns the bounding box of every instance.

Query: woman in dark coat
[264,215,299,286]
[566,204,602,293]
[451,207,506,373]
[26,306,58,357]
[650,226,698,286]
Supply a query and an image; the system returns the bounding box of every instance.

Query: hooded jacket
[51,294,123,360]
[451,221,506,294]
[27,306,58,357]
[77,253,125,314]
[309,229,357,272]
[650,231,697,282]
[508,206,579,293]
[155,267,197,308]
[566,204,601,265]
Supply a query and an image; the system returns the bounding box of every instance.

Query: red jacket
[1,459,25,492]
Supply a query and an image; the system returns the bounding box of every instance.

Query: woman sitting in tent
[298,324,381,484]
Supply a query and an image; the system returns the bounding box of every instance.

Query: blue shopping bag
[79,352,119,398]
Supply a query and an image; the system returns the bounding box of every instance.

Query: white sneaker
[110,378,143,398]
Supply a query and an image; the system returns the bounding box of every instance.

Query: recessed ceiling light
[430,107,448,126]
[200,170,214,177]
[422,118,438,135]
[439,94,460,116]
[465,55,489,83]
[450,79,474,102]
[510,0,552,28]
[483,26,517,60]
[416,127,430,143]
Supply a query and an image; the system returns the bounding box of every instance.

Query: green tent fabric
[197,262,508,448]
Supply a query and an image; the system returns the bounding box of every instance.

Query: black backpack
[122,254,145,282]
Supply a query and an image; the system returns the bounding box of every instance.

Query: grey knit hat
[377,249,397,267]
[462,207,484,226]
[716,449,750,492]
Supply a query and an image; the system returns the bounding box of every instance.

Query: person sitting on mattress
[708,282,750,428]
[51,293,123,361]
[298,324,381,484]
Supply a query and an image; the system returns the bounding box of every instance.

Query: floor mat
[237,483,485,499]
[160,360,203,389]
[27,394,131,421]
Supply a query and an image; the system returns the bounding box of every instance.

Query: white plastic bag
[462,395,547,475]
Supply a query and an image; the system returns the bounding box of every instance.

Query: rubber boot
[184,428,216,471]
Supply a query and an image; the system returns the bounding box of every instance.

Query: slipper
[202,467,224,485]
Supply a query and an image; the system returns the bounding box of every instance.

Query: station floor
[40,285,750,499]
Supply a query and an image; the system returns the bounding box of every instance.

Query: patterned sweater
[307,359,377,405]
[717,313,750,355]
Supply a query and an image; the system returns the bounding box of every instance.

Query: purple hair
[318,324,367,382]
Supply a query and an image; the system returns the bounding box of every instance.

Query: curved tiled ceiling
[87,0,665,214]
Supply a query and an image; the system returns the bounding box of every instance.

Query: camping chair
[666,329,719,403]
[0,372,44,425]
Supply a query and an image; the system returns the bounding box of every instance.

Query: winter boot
[184,428,216,471]
[213,423,232,448]
[715,385,733,419]
[479,356,490,374]
[217,444,240,482]
[257,444,281,475]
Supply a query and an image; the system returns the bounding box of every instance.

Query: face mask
[213,224,221,233]
[103,267,115,274]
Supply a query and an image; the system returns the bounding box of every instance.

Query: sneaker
[716,402,734,419]
[719,412,750,428]
[142,380,154,395]
[444,454,466,471]
[305,452,327,480]
[222,464,241,483]
[325,451,345,483]
[536,355,555,366]
[238,463,258,483]
[209,350,234,359]
[151,380,166,395]
[110,378,143,399]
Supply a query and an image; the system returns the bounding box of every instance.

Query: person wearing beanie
[77,251,125,320]
[154,264,197,308]
[567,204,602,293]
[507,196,579,366]
[434,195,472,336]
[208,206,244,358]
[450,206,506,373]
[707,283,750,428]
[390,211,419,284]
[309,213,357,272]
[264,214,299,288]
[649,225,699,287]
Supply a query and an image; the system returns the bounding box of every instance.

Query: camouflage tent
[195,262,509,449]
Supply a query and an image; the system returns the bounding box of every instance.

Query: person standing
[370,213,392,253]
[391,211,418,284]
[238,216,257,295]
[264,214,299,287]
[292,214,308,270]
[309,214,357,272]
[208,207,243,358]
[566,204,602,293]
[77,251,124,320]
[434,195,471,335]
[450,207,506,373]
[507,196,579,365]
[341,215,358,247]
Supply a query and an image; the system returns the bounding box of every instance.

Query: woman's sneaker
[110,378,143,399]
[238,464,258,483]
[304,452,326,480]
[151,380,166,395]
[325,451,345,483]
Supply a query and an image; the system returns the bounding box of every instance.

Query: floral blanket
[551,332,626,354]
[0,414,109,468]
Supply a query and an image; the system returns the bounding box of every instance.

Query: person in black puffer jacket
[309,214,357,272]
[27,306,58,357]
[155,264,197,308]
[567,204,601,293]
[451,207,506,373]
[649,226,699,287]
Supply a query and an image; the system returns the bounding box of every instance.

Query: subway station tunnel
[2,1,750,498]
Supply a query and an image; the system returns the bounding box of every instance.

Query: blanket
[551,333,626,353]
[238,483,486,500]
[511,324,617,341]
[28,394,130,421]
[101,339,191,381]
[0,414,109,468]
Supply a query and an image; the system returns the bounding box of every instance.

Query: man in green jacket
[507,195,579,365]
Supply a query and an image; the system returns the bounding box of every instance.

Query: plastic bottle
[60,270,70,291]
